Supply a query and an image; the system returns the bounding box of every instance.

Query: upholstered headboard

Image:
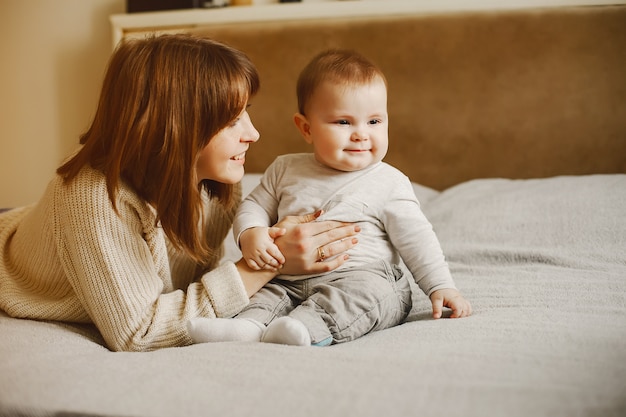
[113,3,626,189]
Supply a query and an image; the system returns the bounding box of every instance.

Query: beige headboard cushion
[189,5,626,189]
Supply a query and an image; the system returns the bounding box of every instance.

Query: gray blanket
[1,174,625,417]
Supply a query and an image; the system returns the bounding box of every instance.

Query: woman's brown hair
[57,34,260,262]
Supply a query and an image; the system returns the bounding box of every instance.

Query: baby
[188,49,471,346]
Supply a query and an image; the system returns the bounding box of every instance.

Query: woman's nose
[243,120,260,143]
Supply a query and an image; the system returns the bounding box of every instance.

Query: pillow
[422,174,626,270]
[412,182,440,205]
[240,173,262,197]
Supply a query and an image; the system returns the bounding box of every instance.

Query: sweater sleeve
[53,170,249,351]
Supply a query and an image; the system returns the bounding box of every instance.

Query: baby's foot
[261,317,311,346]
[187,318,265,343]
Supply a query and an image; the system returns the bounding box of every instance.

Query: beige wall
[0,0,125,207]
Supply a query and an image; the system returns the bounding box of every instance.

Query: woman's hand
[273,211,360,275]
[235,259,279,298]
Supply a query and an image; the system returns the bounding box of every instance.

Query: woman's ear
[293,113,313,144]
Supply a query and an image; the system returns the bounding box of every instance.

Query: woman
[0,34,358,352]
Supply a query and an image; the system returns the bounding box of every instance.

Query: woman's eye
[229,107,249,127]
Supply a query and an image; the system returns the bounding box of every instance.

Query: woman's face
[196,107,260,184]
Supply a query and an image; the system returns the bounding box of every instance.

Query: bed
[2,2,626,417]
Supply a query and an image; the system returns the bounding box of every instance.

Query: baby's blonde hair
[296,49,387,115]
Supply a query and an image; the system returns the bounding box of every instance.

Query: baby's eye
[336,120,350,125]
[369,119,382,125]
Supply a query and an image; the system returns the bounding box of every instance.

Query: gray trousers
[237,259,413,345]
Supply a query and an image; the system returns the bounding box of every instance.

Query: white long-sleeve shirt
[233,153,455,295]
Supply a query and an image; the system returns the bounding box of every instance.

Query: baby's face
[303,77,388,172]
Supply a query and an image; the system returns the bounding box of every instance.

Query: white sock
[261,317,311,346]
[187,318,265,343]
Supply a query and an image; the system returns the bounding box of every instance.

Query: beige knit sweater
[0,166,249,352]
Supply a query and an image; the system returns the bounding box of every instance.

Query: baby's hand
[429,288,472,319]
[239,227,286,271]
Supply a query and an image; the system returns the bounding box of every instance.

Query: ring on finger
[317,246,326,261]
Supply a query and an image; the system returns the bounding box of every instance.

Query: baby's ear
[293,113,313,144]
